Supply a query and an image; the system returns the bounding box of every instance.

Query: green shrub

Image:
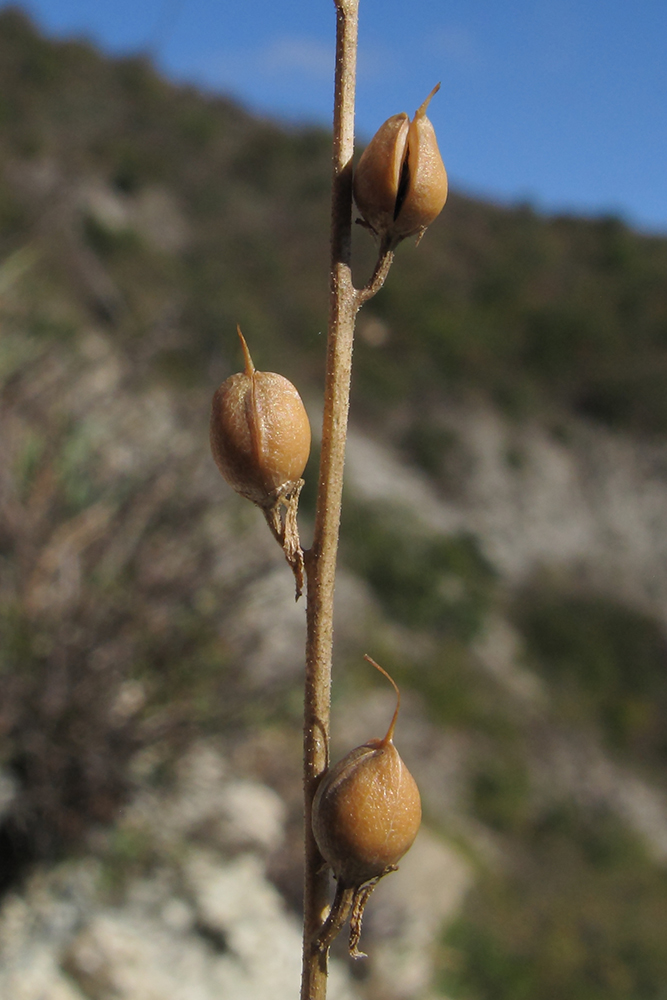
[440,809,667,1000]
[342,500,495,639]
[512,587,667,761]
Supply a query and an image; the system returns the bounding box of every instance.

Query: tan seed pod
[353,84,448,249]
[352,112,410,242]
[210,327,311,508]
[312,656,422,956]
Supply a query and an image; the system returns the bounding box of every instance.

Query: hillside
[2,7,667,999]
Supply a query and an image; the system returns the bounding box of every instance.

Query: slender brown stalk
[300,1,397,998]
[300,4,358,996]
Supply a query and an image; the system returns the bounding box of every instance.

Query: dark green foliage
[470,752,531,834]
[512,586,667,762]
[399,420,459,479]
[82,214,143,261]
[441,809,667,1000]
[342,500,495,638]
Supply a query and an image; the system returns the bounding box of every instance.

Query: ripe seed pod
[353,84,448,249]
[312,657,421,884]
[312,657,421,956]
[210,327,311,508]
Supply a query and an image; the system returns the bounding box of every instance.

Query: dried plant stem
[300,2,357,992]
[301,1,394,997]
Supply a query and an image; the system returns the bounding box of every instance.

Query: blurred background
[1,2,667,998]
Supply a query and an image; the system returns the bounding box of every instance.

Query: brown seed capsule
[353,84,448,249]
[210,327,311,508]
[312,657,421,956]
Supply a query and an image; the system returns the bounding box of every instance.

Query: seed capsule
[210,327,311,508]
[353,84,448,249]
[312,656,422,956]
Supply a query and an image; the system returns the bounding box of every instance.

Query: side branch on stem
[356,247,395,306]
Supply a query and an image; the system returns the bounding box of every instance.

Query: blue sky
[4,0,667,234]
